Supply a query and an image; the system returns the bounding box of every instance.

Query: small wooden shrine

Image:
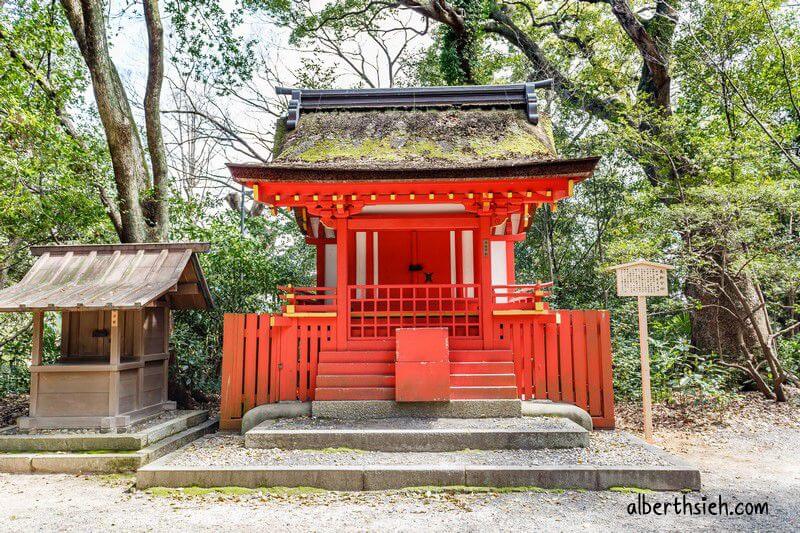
[0,243,212,431]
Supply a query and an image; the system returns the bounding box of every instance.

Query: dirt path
[1,396,798,532]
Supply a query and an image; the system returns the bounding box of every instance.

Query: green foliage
[777,336,800,379]
[0,1,112,395]
[166,0,256,89]
[437,0,488,85]
[168,198,315,394]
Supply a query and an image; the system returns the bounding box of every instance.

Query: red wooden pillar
[478,214,493,348]
[336,217,349,350]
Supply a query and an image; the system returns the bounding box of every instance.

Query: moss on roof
[272,108,557,169]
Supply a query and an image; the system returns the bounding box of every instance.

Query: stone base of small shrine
[0,411,217,474]
[17,400,177,433]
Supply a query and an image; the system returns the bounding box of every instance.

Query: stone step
[315,387,395,401]
[316,374,396,388]
[139,418,219,465]
[137,430,701,492]
[451,386,518,400]
[244,417,588,451]
[449,350,513,362]
[317,362,394,375]
[451,362,515,374]
[318,350,395,363]
[0,410,209,453]
[312,399,522,419]
[0,418,217,474]
[450,373,516,387]
[138,462,701,492]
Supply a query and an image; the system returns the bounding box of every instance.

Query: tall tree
[58,0,169,242]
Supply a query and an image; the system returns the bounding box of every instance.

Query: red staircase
[315,351,396,400]
[314,347,517,401]
[449,350,517,399]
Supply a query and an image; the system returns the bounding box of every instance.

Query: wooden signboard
[608,260,674,442]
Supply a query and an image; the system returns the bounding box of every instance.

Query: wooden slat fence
[220,310,614,430]
[219,314,336,430]
[493,310,615,428]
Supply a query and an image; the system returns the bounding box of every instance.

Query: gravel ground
[262,416,575,431]
[0,396,797,532]
[164,430,670,467]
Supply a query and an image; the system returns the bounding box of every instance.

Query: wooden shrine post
[608,260,674,442]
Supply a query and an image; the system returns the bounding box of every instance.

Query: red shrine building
[222,83,615,429]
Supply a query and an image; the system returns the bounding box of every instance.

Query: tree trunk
[59,0,169,243]
[686,274,769,363]
[143,0,169,240]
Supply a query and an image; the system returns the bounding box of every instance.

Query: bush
[0,313,60,395]
[611,302,735,401]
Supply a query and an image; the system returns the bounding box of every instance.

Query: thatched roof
[270,108,558,170]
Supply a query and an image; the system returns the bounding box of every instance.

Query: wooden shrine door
[376,230,452,285]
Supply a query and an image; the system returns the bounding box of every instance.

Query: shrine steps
[315,351,396,401]
[448,350,517,399]
[449,350,513,362]
[243,416,589,452]
[315,349,518,401]
[0,410,216,474]
[318,350,394,363]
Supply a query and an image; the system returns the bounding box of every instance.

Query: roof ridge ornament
[524,81,539,124]
[276,81,553,131]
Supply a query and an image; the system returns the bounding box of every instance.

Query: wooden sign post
[608,260,674,442]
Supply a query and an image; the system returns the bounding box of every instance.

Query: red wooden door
[414,230,451,284]
[377,230,451,285]
[377,231,414,284]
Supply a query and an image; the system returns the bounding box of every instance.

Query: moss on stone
[609,486,655,494]
[273,108,557,169]
[400,485,566,494]
[272,116,288,157]
[145,486,329,498]
[147,486,257,498]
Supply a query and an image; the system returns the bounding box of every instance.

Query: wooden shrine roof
[0,243,213,312]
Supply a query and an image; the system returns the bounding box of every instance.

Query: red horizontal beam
[250,178,578,205]
[348,216,479,230]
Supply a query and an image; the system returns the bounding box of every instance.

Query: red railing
[348,284,481,339]
[278,286,337,313]
[493,309,615,428]
[219,313,336,430]
[493,282,553,310]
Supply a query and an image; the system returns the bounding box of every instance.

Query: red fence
[493,310,615,428]
[348,284,481,339]
[220,310,614,430]
[219,314,336,430]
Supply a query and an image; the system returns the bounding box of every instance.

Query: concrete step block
[451,386,518,399]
